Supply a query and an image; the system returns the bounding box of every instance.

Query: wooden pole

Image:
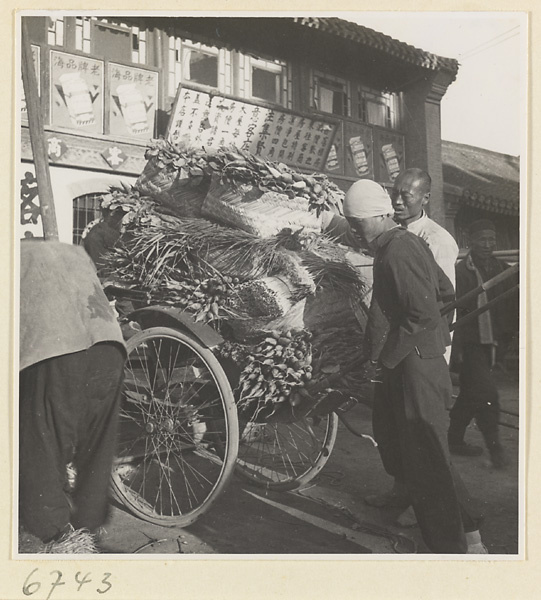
[21,18,59,241]
[441,263,519,316]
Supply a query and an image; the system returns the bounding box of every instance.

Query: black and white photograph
[9,5,532,597]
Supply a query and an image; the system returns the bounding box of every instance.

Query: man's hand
[363,360,383,384]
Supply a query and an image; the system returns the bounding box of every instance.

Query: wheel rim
[235,414,337,489]
[113,331,234,523]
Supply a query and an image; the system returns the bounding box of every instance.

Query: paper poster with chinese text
[109,63,158,139]
[344,121,374,179]
[50,50,104,133]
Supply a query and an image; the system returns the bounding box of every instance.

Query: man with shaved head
[391,168,458,289]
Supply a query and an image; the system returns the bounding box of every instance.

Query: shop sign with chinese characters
[21,45,40,120]
[108,63,158,140]
[167,86,337,171]
[50,50,104,133]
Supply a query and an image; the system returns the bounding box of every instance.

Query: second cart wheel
[234,412,339,491]
[110,327,239,527]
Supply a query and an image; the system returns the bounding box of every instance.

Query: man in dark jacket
[344,179,485,554]
[448,219,519,467]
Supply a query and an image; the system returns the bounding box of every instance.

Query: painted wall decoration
[344,121,374,179]
[21,45,40,121]
[20,167,42,239]
[374,130,405,184]
[108,63,158,139]
[50,50,104,133]
[167,85,337,171]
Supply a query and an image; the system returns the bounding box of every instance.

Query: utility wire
[460,32,520,62]
[458,25,520,58]
[459,27,520,61]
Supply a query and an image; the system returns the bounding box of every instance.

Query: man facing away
[344,179,485,553]
[448,219,519,467]
[19,240,126,551]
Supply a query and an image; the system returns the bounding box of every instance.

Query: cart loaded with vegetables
[100,139,375,527]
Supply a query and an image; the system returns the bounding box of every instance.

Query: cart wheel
[234,412,339,491]
[110,327,239,527]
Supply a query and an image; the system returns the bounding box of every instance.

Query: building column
[402,70,457,228]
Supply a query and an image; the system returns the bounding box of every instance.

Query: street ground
[99,369,520,556]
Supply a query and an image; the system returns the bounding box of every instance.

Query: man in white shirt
[391,168,459,289]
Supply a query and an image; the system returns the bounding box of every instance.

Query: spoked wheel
[234,411,339,491]
[111,327,239,527]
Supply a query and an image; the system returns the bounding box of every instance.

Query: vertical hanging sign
[375,130,405,184]
[344,121,374,179]
[108,63,158,139]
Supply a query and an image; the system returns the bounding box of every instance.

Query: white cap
[343,180,392,219]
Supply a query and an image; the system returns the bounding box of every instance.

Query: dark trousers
[449,344,500,446]
[19,343,124,542]
[372,352,482,553]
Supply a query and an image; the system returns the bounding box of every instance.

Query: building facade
[20,15,459,242]
[442,140,520,251]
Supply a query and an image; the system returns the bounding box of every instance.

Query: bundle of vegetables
[135,141,214,218]
[99,178,369,415]
[148,273,240,323]
[201,175,324,238]
[217,155,343,218]
[135,139,344,218]
[219,329,313,420]
[105,211,327,326]
[136,139,213,192]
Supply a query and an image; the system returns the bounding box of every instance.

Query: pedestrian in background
[448,219,519,467]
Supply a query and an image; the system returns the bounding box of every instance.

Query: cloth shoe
[489,444,508,469]
[365,482,411,508]
[466,530,489,554]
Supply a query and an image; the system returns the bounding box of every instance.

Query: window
[249,57,288,106]
[75,18,146,64]
[183,44,218,87]
[312,73,349,117]
[73,193,103,245]
[131,25,147,64]
[358,86,401,129]
[232,53,290,107]
[75,17,92,53]
[168,37,231,97]
[47,17,64,47]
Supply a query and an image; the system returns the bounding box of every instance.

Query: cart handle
[441,263,519,316]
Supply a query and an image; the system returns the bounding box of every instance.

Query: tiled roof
[293,17,459,75]
[442,140,520,216]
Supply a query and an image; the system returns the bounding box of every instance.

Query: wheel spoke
[112,328,238,526]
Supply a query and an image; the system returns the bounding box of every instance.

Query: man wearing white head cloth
[344,179,485,554]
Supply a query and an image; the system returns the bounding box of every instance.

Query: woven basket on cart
[202,174,323,238]
[135,156,209,218]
